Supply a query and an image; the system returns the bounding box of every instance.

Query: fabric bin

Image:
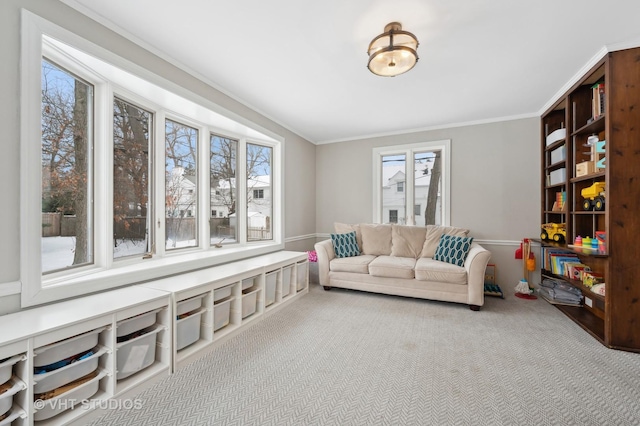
[33,369,107,421]
[242,276,257,291]
[0,379,25,418]
[214,298,232,331]
[214,285,232,302]
[33,346,107,394]
[176,294,206,316]
[265,272,277,306]
[0,355,23,385]
[34,327,106,368]
[296,262,307,291]
[282,266,293,297]
[242,288,259,319]
[117,309,161,338]
[176,308,205,350]
[116,324,163,380]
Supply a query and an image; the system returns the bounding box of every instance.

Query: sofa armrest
[463,243,492,307]
[314,239,335,287]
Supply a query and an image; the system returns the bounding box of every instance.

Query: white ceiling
[64,0,640,144]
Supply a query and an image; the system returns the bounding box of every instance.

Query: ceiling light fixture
[367,22,419,77]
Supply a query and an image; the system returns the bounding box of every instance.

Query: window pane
[210,134,238,245]
[381,154,406,224]
[246,143,272,241]
[414,151,442,226]
[41,59,93,273]
[165,119,198,249]
[113,98,152,258]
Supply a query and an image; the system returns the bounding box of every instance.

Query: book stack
[538,278,582,305]
[592,82,605,119]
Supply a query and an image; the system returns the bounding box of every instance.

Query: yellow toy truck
[540,223,566,243]
[581,181,606,211]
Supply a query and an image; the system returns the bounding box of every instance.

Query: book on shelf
[592,82,605,119]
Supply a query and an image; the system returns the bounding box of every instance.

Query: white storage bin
[33,346,107,394]
[176,294,206,316]
[549,168,566,185]
[214,299,232,331]
[34,327,106,368]
[117,308,161,338]
[176,308,205,351]
[0,379,25,418]
[0,405,25,426]
[282,266,293,297]
[265,272,277,306]
[550,145,565,164]
[33,369,107,421]
[214,285,232,302]
[242,276,257,291]
[546,128,566,146]
[242,288,259,319]
[0,355,23,385]
[116,324,163,380]
[296,262,307,291]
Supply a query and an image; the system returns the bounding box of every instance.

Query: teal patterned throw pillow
[331,231,360,258]
[433,234,473,266]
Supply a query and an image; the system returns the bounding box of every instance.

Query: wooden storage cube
[576,161,595,177]
[282,266,293,297]
[176,309,205,351]
[176,294,206,316]
[213,298,232,331]
[34,327,105,368]
[0,379,25,419]
[33,370,107,421]
[116,324,163,380]
[296,262,307,291]
[214,285,233,302]
[241,288,259,319]
[265,272,277,306]
[117,309,160,338]
[33,346,107,394]
[0,355,22,385]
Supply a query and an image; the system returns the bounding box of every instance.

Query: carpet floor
[89,284,640,425]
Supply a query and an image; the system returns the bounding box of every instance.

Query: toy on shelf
[540,223,566,243]
[581,182,606,211]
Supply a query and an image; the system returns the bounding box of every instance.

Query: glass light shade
[367,22,419,77]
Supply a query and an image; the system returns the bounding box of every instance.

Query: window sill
[24,241,283,308]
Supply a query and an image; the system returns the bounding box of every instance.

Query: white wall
[0,0,316,315]
[315,117,542,289]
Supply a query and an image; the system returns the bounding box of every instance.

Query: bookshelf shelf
[540,47,640,352]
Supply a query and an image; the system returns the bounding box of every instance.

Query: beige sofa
[314,223,492,310]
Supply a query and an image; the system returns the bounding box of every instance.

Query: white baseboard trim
[0,281,21,297]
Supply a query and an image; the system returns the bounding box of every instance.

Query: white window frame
[372,140,451,226]
[20,11,285,307]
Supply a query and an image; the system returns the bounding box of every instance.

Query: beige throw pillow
[420,225,470,258]
[391,225,427,259]
[334,222,363,252]
[360,223,393,256]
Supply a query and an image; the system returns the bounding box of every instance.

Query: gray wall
[315,117,542,289]
[0,0,316,315]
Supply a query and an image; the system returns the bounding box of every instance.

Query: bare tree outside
[246,143,272,241]
[424,151,441,225]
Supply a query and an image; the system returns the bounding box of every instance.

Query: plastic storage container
[0,379,25,419]
[214,298,232,331]
[33,370,107,421]
[176,294,206,316]
[117,309,161,338]
[242,276,256,291]
[214,285,232,302]
[176,308,205,350]
[242,288,259,319]
[282,266,293,297]
[0,355,23,385]
[265,272,277,306]
[34,327,105,368]
[116,324,163,380]
[296,262,307,291]
[33,346,107,394]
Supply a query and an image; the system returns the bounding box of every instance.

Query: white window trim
[19,10,285,308]
[372,139,451,226]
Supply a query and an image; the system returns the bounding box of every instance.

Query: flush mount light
[367,22,419,77]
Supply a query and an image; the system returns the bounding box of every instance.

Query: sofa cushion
[414,257,467,284]
[330,255,376,274]
[420,225,470,258]
[330,231,360,258]
[391,225,427,259]
[434,235,474,266]
[360,224,393,256]
[368,256,416,279]
[334,222,363,252]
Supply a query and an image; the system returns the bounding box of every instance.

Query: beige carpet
[89,284,640,425]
